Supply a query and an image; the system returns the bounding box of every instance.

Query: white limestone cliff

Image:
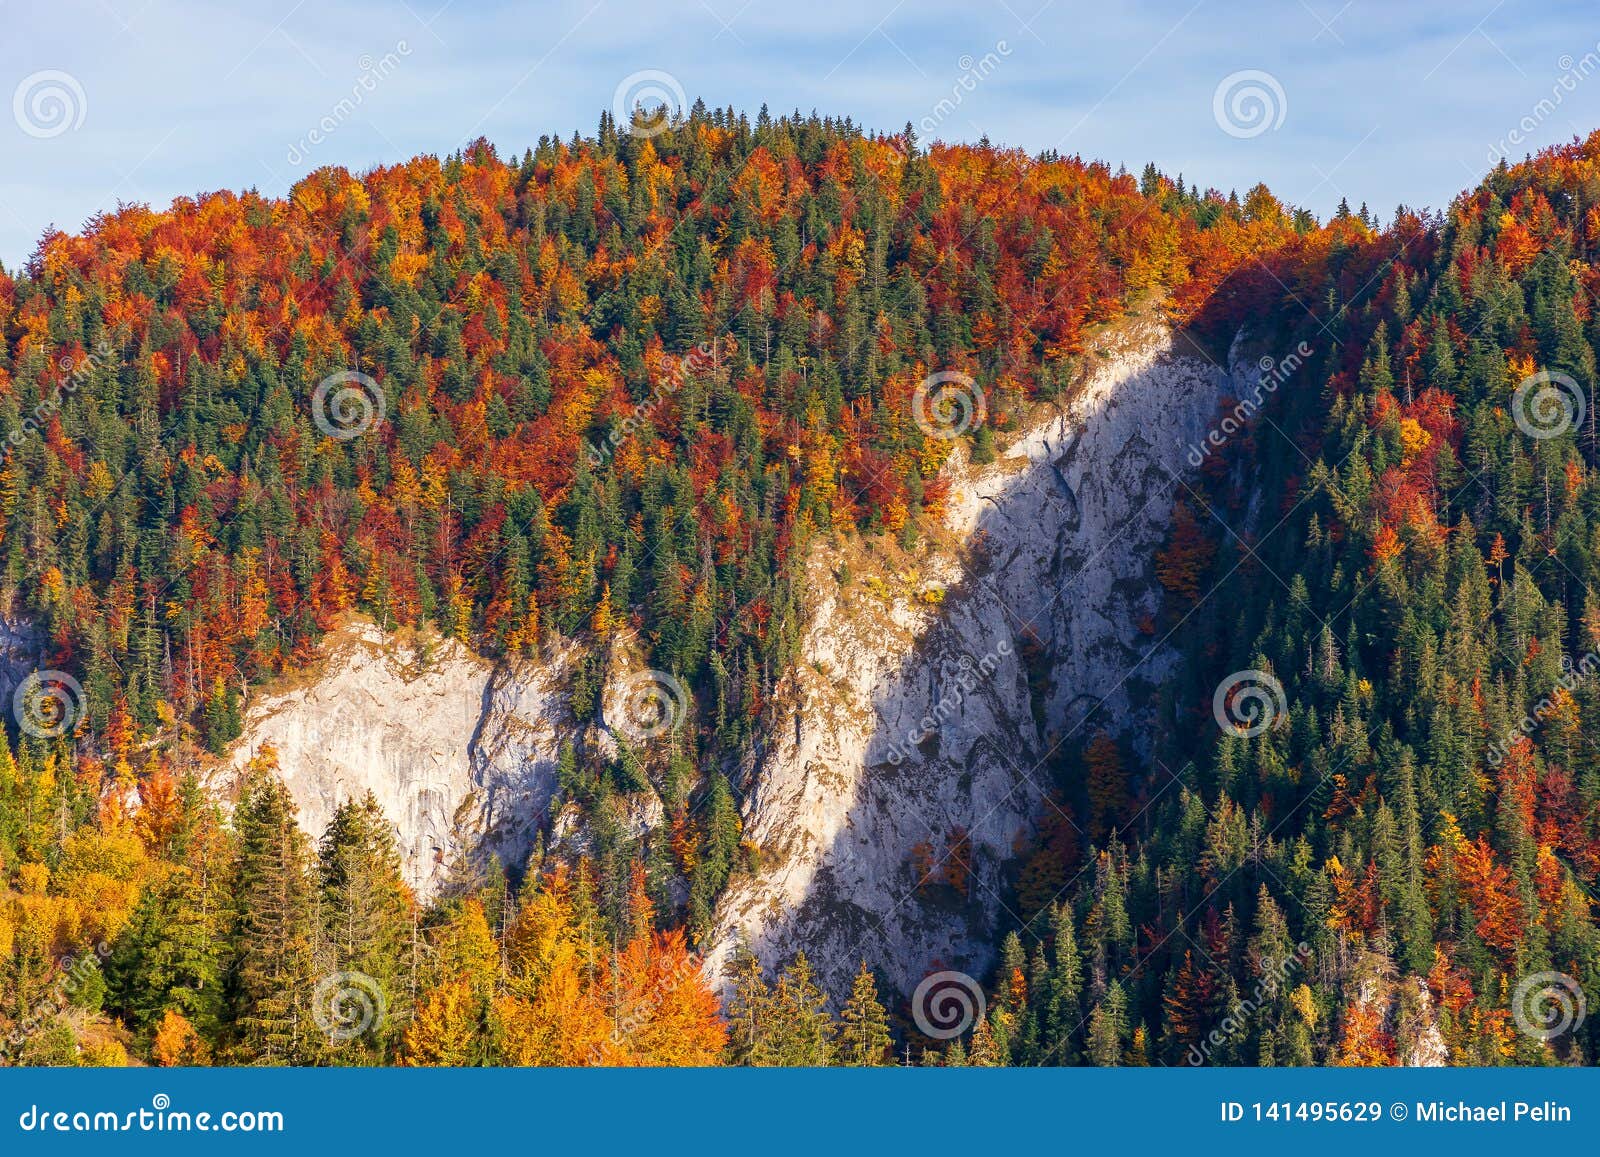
[224,622,577,894]
[705,313,1253,996]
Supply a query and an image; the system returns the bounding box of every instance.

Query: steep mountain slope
[5,110,1600,1068]
[0,114,1300,971]
[223,305,1249,993]
[708,311,1253,994]
[989,141,1600,1068]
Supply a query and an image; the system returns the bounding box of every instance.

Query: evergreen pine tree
[227,754,316,1064]
[838,960,893,1066]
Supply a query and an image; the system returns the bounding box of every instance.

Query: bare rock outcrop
[226,621,576,894]
[706,314,1252,996]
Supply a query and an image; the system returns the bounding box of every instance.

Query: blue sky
[3,0,1600,266]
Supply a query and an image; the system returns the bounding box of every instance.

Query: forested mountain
[0,103,1596,1066]
[1005,143,1600,1068]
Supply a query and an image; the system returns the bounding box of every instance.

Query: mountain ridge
[2,113,1599,1066]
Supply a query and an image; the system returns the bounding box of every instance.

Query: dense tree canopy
[4,108,1600,1066]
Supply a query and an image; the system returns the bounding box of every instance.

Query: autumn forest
[1,101,1599,1067]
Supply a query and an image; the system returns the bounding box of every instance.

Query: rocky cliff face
[227,312,1252,998]
[705,314,1252,996]
[224,622,577,894]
